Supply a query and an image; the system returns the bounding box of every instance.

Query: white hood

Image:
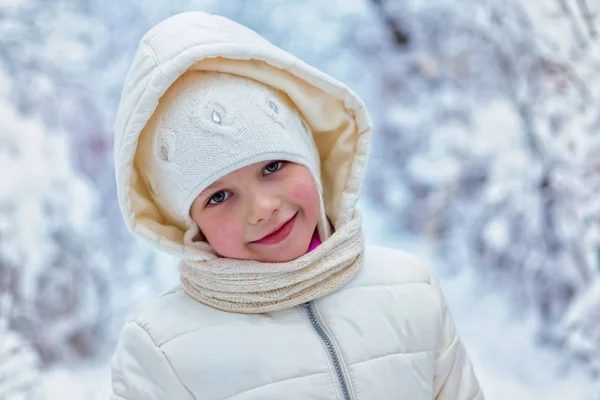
[114,11,372,260]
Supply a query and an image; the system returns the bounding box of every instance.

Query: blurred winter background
[1,0,600,398]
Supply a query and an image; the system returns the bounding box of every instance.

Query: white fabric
[136,71,328,241]
[111,246,483,400]
[111,11,483,400]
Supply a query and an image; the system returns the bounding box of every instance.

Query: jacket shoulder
[128,284,238,347]
[345,245,433,289]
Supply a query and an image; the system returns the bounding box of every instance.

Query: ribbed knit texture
[180,211,364,314]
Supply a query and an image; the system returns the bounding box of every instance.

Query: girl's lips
[251,213,298,245]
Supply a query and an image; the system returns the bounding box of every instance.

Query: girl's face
[190,160,321,262]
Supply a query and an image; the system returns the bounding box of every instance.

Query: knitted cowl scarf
[180,211,364,314]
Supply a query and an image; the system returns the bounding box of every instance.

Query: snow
[359,199,599,400]
[444,270,597,400]
[40,362,111,399]
[3,0,600,398]
[0,0,22,5]
[0,329,41,399]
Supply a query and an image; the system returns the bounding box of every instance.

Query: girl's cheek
[206,214,244,249]
[289,174,320,215]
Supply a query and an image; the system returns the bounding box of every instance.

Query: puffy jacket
[111,11,483,400]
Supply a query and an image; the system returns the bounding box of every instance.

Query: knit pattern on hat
[136,71,323,232]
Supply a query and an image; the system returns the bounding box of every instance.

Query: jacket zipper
[302,301,353,400]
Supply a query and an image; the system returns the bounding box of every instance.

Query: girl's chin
[216,243,306,262]
[250,236,313,262]
[266,252,303,263]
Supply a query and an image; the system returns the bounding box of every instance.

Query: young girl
[110,11,483,400]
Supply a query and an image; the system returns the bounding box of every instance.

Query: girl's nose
[247,192,282,225]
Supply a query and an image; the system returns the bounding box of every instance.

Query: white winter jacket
[111,11,483,400]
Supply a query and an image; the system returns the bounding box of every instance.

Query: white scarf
[180,211,364,314]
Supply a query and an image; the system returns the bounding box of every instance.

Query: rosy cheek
[288,174,321,219]
[202,213,244,254]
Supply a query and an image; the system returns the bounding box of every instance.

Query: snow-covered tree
[0,92,113,363]
[0,0,184,367]
[0,327,41,399]
[361,0,600,369]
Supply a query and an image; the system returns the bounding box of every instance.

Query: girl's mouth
[251,213,298,245]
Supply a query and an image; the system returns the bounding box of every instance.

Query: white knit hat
[136,71,330,243]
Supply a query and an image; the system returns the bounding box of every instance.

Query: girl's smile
[250,211,298,245]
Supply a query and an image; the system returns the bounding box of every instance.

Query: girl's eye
[263,161,285,175]
[207,190,231,205]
